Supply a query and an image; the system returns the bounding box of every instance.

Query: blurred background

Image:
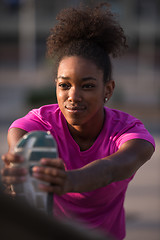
[0,0,160,239]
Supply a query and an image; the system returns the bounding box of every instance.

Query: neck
[67,110,105,151]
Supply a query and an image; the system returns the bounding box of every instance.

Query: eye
[82,83,95,89]
[58,83,70,90]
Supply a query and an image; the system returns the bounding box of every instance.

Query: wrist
[65,170,78,193]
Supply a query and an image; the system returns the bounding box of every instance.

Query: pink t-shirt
[9,104,155,239]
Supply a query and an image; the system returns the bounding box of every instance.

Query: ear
[104,80,115,102]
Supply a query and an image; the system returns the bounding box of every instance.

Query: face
[56,56,114,128]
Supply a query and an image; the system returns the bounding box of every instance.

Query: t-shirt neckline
[61,108,107,155]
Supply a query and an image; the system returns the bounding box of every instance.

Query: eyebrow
[57,76,97,81]
[57,76,70,80]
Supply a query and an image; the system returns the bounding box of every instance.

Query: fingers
[32,166,66,186]
[1,153,24,166]
[1,155,68,194]
[33,164,66,177]
[32,158,67,195]
[1,167,27,177]
[1,167,28,184]
[40,158,65,169]
[1,176,27,184]
[32,157,66,182]
[33,171,65,186]
[32,169,67,195]
[38,184,65,195]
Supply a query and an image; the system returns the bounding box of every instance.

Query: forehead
[57,56,103,78]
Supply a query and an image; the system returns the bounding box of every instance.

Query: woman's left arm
[106,139,155,182]
[32,139,154,194]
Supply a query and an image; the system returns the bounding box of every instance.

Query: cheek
[56,89,65,104]
[91,90,105,103]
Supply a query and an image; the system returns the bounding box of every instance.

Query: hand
[1,152,28,188]
[32,158,70,195]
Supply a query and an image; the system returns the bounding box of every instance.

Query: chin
[67,119,83,126]
[64,112,86,126]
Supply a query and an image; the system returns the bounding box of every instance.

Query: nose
[68,86,82,103]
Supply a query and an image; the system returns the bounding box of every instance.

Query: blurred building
[0,0,160,108]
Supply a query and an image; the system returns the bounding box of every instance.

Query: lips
[65,105,86,112]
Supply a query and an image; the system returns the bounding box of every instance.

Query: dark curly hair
[46,3,128,82]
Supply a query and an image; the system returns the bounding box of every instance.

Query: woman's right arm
[7,128,28,155]
[1,128,28,186]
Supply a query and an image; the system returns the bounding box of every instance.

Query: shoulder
[29,103,63,129]
[28,104,63,123]
[103,107,155,149]
[104,106,140,128]
[31,104,60,117]
[9,104,62,132]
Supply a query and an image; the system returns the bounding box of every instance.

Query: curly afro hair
[46,3,128,82]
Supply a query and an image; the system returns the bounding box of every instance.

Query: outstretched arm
[1,128,28,185]
[68,139,154,192]
[32,139,154,195]
[7,128,28,154]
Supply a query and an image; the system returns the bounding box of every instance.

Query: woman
[1,3,155,240]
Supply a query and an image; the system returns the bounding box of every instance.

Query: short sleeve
[9,110,53,132]
[114,121,155,150]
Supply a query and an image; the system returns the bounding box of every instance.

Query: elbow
[109,140,155,183]
[140,141,155,165]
